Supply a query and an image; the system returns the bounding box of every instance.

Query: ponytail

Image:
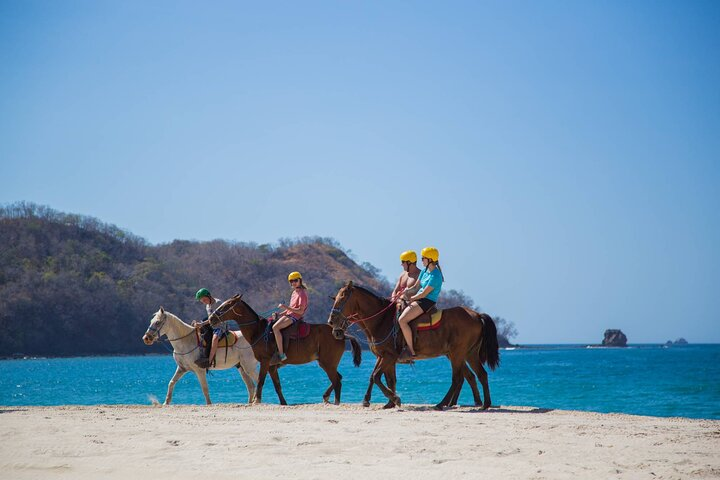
[435,262,445,282]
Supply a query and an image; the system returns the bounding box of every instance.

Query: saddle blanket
[416,309,443,331]
[201,331,239,349]
[267,320,311,340]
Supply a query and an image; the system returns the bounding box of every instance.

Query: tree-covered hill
[0,202,516,357]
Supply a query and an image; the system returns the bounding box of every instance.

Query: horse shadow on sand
[398,405,554,414]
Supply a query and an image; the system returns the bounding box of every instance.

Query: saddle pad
[417,309,443,331]
[297,321,310,339]
[284,321,311,340]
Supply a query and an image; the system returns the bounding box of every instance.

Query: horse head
[327,281,355,340]
[208,294,246,325]
[143,307,166,345]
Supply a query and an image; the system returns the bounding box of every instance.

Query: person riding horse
[192,288,226,368]
[397,247,444,363]
[270,271,309,365]
[391,250,421,308]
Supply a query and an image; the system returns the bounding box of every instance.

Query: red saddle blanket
[269,320,311,340]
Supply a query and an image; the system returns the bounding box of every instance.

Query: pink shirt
[285,288,308,318]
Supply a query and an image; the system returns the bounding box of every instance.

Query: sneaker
[270,352,287,366]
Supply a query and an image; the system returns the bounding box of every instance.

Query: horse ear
[329,295,336,301]
[347,280,354,288]
[160,306,165,314]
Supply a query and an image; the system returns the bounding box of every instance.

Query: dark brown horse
[328,282,499,410]
[210,294,362,405]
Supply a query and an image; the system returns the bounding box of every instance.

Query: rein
[208,300,280,349]
[332,288,403,325]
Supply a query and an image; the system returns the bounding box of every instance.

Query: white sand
[1,404,718,479]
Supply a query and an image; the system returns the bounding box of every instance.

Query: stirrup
[397,348,416,364]
[270,352,286,366]
[195,356,210,368]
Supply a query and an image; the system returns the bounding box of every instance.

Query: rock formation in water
[602,329,627,347]
[665,338,688,346]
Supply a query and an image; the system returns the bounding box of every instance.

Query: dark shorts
[416,298,436,313]
[279,314,302,325]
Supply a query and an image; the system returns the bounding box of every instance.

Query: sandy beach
[1,404,718,480]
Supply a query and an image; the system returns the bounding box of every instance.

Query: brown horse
[328,282,499,410]
[209,294,362,405]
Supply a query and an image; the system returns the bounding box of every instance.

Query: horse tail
[478,313,500,371]
[346,334,362,367]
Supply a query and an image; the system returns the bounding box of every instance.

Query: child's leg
[272,316,293,355]
[209,334,220,363]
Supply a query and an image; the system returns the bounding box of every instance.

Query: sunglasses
[289,279,300,283]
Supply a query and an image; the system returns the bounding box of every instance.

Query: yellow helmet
[287,271,302,281]
[421,247,439,262]
[399,250,417,263]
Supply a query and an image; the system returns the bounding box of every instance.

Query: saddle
[268,318,311,353]
[408,306,443,345]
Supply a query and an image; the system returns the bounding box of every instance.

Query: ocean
[1,344,718,419]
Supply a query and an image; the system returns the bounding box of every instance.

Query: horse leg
[254,362,270,404]
[435,356,465,410]
[164,366,187,405]
[466,353,491,409]
[317,361,342,404]
[195,368,212,405]
[372,358,401,408]
[382,365,398,410]
[362,357,382,407]
[449,362,480,407]
[268,366,287,405]
[236,363,256,404]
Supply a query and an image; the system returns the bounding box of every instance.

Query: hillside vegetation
[0,202,516,356]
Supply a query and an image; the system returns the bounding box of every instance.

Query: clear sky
[2,1,719,344]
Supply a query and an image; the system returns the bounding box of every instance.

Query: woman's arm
[410,285,433,302]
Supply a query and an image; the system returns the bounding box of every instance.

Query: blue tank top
[418,267,443,302]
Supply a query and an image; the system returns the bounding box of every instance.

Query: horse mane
[352,284,390,305]
[162,310,191,328]
[239,298,262,320]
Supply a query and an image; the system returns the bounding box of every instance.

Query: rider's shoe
[270,352,287,366]
[397,348,416,364]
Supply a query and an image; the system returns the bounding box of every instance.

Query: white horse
[142,307,258,405]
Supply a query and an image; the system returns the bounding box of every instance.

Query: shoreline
[2,404,718,479]
[4,343,716,360]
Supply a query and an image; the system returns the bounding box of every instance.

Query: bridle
[329,287,355,334]
[144,311,196,343]
[207,298,261,328]
[329,286,403,335]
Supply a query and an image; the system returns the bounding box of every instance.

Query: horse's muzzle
[142,335,154,345]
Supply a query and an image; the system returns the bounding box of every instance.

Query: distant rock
[665,338,688,346]
[602,329,627,347]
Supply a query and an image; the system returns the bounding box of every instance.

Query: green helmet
[195,288,211,301]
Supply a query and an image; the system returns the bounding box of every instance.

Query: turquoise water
[1,345,719,419]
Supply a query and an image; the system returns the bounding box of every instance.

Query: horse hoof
[334,400,340,406]
[362,401,370,408]
[433,404,445,411]
[394,397,402,407]
[382,401,396,409]
[323,397,330,404]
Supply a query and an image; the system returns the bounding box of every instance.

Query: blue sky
[2,1,719,343]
